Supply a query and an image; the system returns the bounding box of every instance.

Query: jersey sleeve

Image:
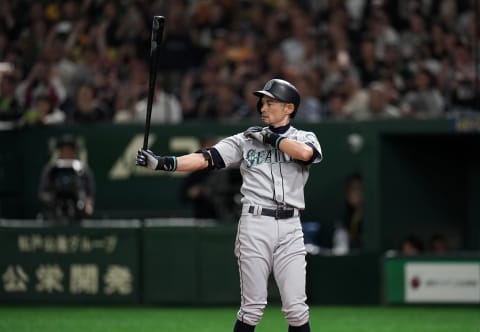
[212,133,244,167]
[296,131,322,164]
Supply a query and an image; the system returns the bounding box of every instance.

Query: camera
[48,158,89,223]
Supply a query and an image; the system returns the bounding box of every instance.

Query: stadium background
[1,0,479,331]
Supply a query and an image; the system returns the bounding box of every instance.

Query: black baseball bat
[143,16,165,150]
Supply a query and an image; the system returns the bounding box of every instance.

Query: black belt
[248,206,295,219]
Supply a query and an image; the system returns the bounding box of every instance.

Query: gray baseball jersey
[213,126,322,209]
[213,125,322,327]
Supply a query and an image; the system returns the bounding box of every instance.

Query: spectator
[38,134,95,224]
[321,51,349,98]
[0,29,9,61]
[298,29,323,75]
[279,3,312,69]
[211,81,244,123]
[342,74,370,120]
[365,5,400,61]
[179,69,202,120]
[430,21,449,60]
[236,78,262,120]
[326,91,346,120]
[1,0,478,124]
[72,83,110,123]
[0,69,22,123]
[14,58,66,111]
[449,41,477,111]
[294,74,326,122]
[262,47,287,80]
[342,173,364,250]
[118,80,182,124]
[401,68,445,117]
[399,12,429,60]
[113,58,148,122]
[428,233,450,254]
[96,0,123,54]
[378,73,403,108]
[20,92,65,126]
[64,44,101,108]
[367,81,401,119]
[400,235,424,255]
[356,36,381,85]
[157,0,203,85]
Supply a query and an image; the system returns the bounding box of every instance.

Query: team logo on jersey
[245,149,293,168]
[305,133,316,143]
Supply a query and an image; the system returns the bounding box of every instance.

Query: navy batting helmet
[253,79,301,118]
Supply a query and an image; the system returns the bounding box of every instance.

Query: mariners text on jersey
[245,148,293,168]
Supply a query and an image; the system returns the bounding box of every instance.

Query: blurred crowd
[0,0,479,128]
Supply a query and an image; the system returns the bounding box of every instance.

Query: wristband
[274,135,285,149]
[156,156,177,171]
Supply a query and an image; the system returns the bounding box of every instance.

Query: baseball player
[136,78,322,332]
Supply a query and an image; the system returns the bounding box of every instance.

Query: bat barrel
[150,16,165,55]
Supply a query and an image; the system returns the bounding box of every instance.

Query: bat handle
[143,62,156,150]
[143,105,152,150]
[143,103,152,150]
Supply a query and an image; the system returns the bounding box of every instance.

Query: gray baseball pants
[234,208,309,327]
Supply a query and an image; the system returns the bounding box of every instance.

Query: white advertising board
[405,263,480,303]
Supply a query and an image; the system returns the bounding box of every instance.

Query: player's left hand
[136,149,159,170]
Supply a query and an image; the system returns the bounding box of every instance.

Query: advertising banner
[0,221,140,304]
[384,255,480,304]
[405,263,480,303]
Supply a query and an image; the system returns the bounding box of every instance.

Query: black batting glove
[243,127,285,149]
[243,126,263,142]
[261,128,285,148]
[136,149,177,171]
[136,149,158,169]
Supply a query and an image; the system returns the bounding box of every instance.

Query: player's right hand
[243,126,283,148]
[243,126,264,143]
[136,149,159,170]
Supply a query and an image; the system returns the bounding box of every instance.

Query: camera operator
[38,134,95,224]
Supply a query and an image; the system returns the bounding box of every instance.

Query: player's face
[259,97,293,127]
